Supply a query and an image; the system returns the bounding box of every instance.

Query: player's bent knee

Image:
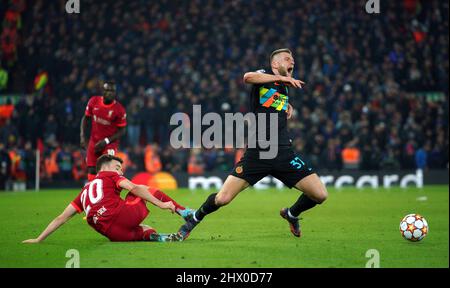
[215,193,232,207]
[315,187,328,204]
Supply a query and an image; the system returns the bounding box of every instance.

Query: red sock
[142,228,158,241]
[148,188,185,212]
[88,173,96,181]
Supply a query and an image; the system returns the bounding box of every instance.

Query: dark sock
[194,193,220,222]
[289,194,318,217]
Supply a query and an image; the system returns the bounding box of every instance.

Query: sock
[142,228,159,241]
[194,193,220,222]
[148,188,185,213]
[289,194,318,217]
[88,173,96,181]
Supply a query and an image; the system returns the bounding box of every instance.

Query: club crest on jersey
[235,166,243,174]
[108,110,113,118]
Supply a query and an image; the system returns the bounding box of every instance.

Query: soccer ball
[399,214,429,242]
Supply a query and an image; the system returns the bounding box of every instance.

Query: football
[399,214,429,242]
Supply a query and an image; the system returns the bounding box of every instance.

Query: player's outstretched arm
[22,204,78,244]
[243,72,305,88]
[119,179,176,213]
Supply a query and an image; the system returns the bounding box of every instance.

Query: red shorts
[105,193,150,242]
[86,141,118,167]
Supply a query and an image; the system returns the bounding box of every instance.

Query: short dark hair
[96,154,123,172]
[270,48,293,64]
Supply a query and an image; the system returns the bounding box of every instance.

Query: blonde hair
[270,48,292,64]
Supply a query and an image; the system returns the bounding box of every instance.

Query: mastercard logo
[131,172,178,190]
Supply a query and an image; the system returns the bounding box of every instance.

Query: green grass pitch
[0,186,448,268]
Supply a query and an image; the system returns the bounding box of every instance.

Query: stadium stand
[0,0,448,187]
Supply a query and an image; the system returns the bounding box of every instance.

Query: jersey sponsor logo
[97,206,107,216]
[259,87,289,111]
[93,115,112,125]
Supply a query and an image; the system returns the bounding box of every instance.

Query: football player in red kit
[80,81,127,181]
[22,155,192,243]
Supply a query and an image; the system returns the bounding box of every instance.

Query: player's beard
[279,66,294,77]
[279,66,288,76]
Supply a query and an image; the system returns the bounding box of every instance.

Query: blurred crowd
[0,0,448,187]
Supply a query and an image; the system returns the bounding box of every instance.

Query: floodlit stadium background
[0,0,447,191]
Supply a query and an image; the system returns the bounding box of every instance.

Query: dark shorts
[104,193,149,242]
[230,147,315,188]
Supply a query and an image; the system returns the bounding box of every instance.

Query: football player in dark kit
[179,48,328,239]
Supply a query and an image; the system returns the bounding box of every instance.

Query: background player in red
[80,81,127,181]
[22,155,192,243]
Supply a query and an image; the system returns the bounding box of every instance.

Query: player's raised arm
[243,72,305,88]
[244,48,305,88]
[118,179,176,213]
[22,204,78,244]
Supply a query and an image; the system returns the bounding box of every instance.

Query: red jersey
[85,96,127,147]
[71,171,128,234]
